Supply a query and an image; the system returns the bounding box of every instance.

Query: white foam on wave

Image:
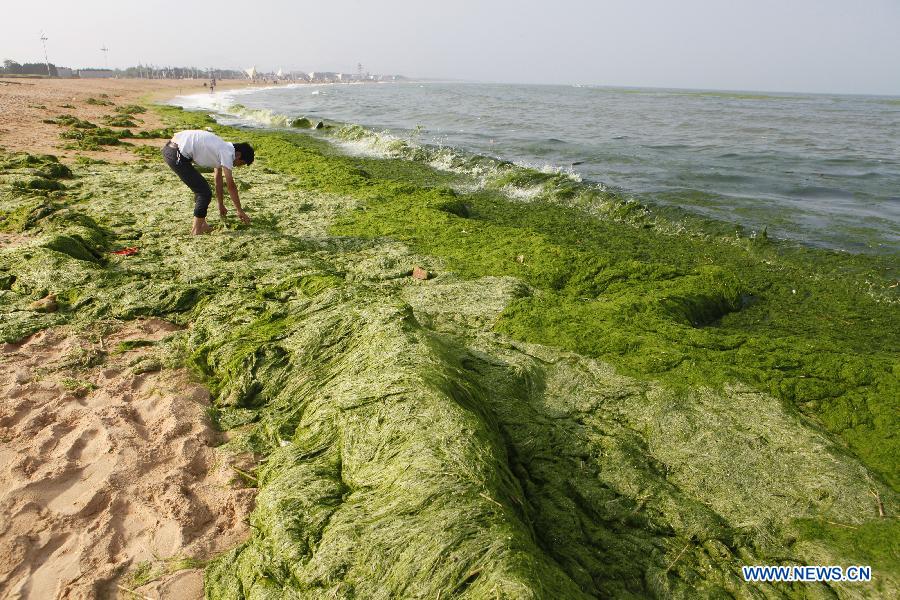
[169,90,227,112]
[514,161,584,183]
[500,184,546,201]
[333,137,390,159]
[169,83,335,129]
[330,124,593,204]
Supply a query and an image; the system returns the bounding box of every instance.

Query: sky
[3,0,899,95]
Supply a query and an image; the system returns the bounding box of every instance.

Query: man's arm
[215,167,226,216]
[223,168,250,223]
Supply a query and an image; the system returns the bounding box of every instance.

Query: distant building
[309,72,338,82]
[77,69,115,79]
[56,67,74,78]
[300,70,403,83]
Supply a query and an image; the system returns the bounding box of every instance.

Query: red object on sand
[111,247,139,256]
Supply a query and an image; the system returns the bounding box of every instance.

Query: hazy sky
[4,0,899,95]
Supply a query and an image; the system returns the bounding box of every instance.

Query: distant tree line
[1,59,244,79]
[2,60,56,76]
[118,65,245,79]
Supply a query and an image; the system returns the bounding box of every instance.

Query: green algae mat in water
[0,106,897,599]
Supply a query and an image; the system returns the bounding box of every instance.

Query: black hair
[233,142,255,165]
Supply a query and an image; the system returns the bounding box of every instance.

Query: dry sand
[0,78,254,163]
[0,78,260,599]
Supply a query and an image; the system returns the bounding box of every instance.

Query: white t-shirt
[172,130,235,169]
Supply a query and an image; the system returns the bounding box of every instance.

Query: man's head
[233,142,255,167]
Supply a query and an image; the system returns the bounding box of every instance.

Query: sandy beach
[0,78,256,599]
[0,78,253,163]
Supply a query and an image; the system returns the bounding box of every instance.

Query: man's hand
[223,168,249,225]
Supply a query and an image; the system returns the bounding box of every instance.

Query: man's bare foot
[191,218,213,235]
[191,223,213,235]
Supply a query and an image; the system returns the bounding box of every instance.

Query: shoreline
[165,81,900,257]
[1,78,898,598]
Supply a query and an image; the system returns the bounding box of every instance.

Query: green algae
[129,127,174,139]
[791,518,899,577]
[130,145,161,160]
[188,117,896,490]
[158,111,900,593]
[74,155,109,166]
[8,176,65,195]
[0,151,72,182]
[0,153,71,204]
[1,107,898,599]
[45,114,98,128]
[290,118,326,130]
[316,160,898,487]
[43,113,157,150]
[115,339,155,352]
[59,126,132,150]
[123,555,208,593]
[115,104,147,115]
[85,96,114,106]
[61,377,97,396]
[103,114,139,128]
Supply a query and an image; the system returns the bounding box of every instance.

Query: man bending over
[162,130,255,235]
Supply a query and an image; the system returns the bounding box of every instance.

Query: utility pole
[40,32,51,77]
[100,44,109,69]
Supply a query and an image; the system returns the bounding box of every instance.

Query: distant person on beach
[162,130,254,235]
[210,76,216,92]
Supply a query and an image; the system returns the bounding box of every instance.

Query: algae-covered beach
[1,79,898,598]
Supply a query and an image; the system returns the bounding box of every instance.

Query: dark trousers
[162,142,212,218]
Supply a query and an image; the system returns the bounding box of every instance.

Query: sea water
[174,82,900,254]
